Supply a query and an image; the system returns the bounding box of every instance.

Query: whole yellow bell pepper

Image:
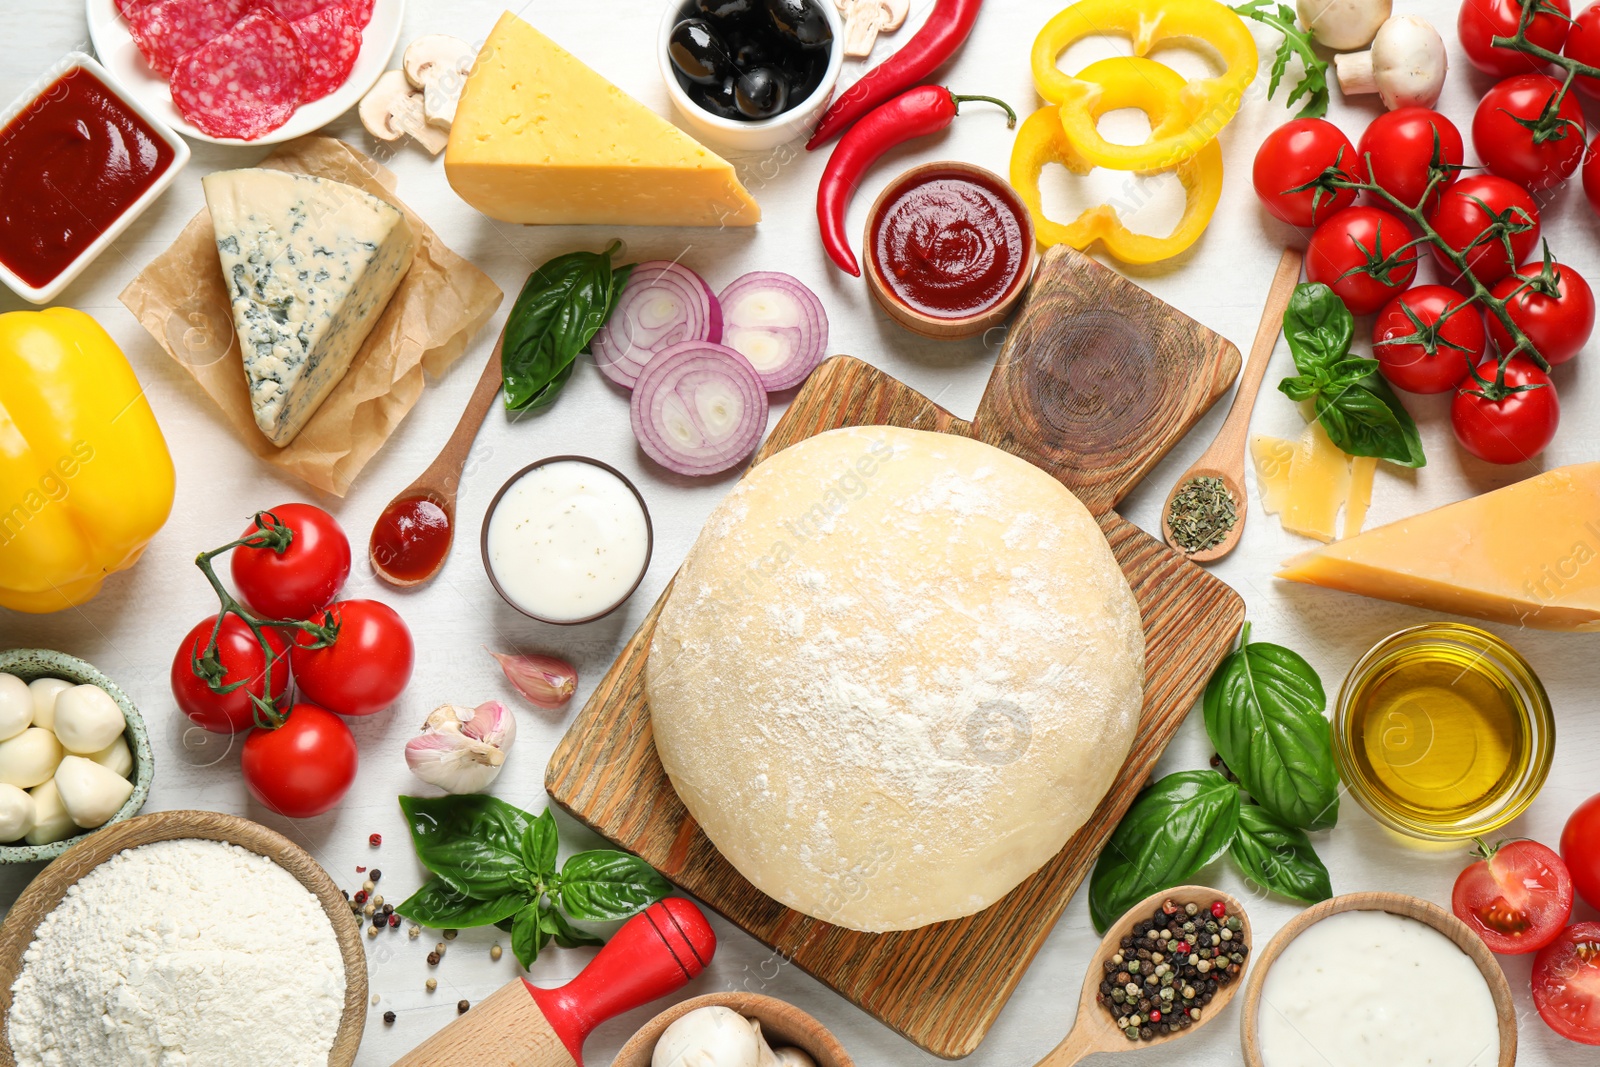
[0,308,175,613]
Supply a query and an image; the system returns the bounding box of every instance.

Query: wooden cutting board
[545,245,1248,1059]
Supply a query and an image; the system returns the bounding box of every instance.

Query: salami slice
[126,0,258,77]
[170,10,306,140]
[264,0,373,28]
[292,3,362,102]
[344,0,374,26]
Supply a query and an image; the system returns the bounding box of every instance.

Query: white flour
[7,838,345,1067]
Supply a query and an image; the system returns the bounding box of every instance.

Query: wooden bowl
[0,810,366,1066]
[863,161,1037,341]
[0,648,154,863]
[1239,892,1516,1067]
[613,992,855,1067]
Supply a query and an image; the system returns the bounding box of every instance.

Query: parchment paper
[120,136,502,497]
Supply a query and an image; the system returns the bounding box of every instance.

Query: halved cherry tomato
[1473,75,1587,190]
[290,599,414,716]
[1452,839,1573,954]
[1425,176,1541,287]
[1306,206,1418,315]
[1488,259,1596,365]
[230,503,352,621]
[1563,793,1600,912]
[1358,107,1464,211]
[1564,3,1600,97]
[1460,0,1571,76]
[1452,356,1560,464]
[1373,285,1485,394]
[170,615,291,734]
[1253,118,1358,228]
[1532,922,1600,1044]
[241,703,357,819]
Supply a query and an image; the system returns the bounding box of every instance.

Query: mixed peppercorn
[1096,898,1247,1042]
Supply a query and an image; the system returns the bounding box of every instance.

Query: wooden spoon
[1161,248,1303,563]
[369,324,506,588]
[1032,886,1251,1067]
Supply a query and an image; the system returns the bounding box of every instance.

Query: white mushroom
[1335,15,1448,109]
[653,1006,762,1067]
[0,783,35,843]
[836,0,909,58]
[403,35,476,130]
[25,780,76,845]
[54,756,133,829]
[27,677,71,732]
[51,684,125,755]
[0,728,63,790]
[769,1050,818,1067]
[0,674,32,742]
[1297,0,1391,51]
[359,70,450,155]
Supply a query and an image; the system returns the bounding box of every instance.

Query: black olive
[733,40,772,71]
[670,19,732,86]
[696,0,757,20]
[691,75,743,120]
[735,66,788,119]
[764,0,832,49]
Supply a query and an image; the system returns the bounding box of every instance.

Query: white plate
[84,0,405,145]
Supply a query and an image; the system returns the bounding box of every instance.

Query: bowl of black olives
[660,0,843,151]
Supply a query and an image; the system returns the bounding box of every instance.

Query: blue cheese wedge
[202,169,417,448]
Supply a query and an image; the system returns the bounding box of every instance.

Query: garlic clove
[487,649,577,709]
[54,755,133,829]
[405,701,516,794]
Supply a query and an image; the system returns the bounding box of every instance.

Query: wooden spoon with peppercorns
[1033,886,1252,1066]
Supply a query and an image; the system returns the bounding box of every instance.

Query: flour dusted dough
[647,426,1144,932]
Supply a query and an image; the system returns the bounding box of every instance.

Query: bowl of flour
[0,810,365,1067]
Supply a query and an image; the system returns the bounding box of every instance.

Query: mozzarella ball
[51,685,125,755]
[25,779,76,845]
[0,674,32,742]
[27,678,72,731]
[0,783,35,842]
[54,756,133,829]
[0,728,63,789]
[88,736,134,779]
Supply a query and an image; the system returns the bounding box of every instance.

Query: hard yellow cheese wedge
[1277,463,1600,631]
[445,12,761,227]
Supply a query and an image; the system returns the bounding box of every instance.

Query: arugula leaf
[502,242,634,411]
[399,795,533,897]
[395,878,528,928]
[1233,1,1331,118]
[1203,624,1339,831]
[511,904,551,969]
[557,851,674,921]
[1088,770,1241,933]
[522,809,559,880]
[1231,804,1334,904]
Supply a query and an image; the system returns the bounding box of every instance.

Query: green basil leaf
[502,245,633,411]
[511,904,552,970]
[545,907,605,950]
[556,850,672,921]
[394,878,528,929]
[1282,283,1354,373]
[1278,375,1320,403]
[1087,770,1241,933]
[522,809,559,880]
[1312,375,1426,468]
[1231,804,1334,904]
[399,794,534,898]
[1203,627,1339,831]
[1322,357,1382,391]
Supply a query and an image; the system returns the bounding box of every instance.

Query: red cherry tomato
[1565,3,1600,97]
[1372,285,1485,394]
[1306,206,1418,315]
[1532,922,1600,1044]
[290,599,414,716]
[1488,260,1596,365]
[1473,75,1588,190]
[1357,107,1465,211]
[1451,839,1574,954]
[230,503,352,620]
[1563,793,1600,912]
[1425,176,1541,287]
[1460,0,1571,76]
[240,703,357,819]
[170,615,291,734]
[1452,356,1560,464]
[1252,118,1358,227]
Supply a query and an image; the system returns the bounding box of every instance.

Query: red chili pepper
[816,85,1015,276]
[807,0,986,149]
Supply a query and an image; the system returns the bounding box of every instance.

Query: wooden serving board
[546,245,1248,1059]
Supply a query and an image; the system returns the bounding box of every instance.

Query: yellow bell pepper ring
[1032,0,1257,170]
[1010,102,1224,264]
[0,308,176,614]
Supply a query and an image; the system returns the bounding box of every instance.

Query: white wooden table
[1,2,1595,1064]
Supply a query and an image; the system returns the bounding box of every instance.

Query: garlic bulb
[404,700,516,794]
[653,1006,762,1067]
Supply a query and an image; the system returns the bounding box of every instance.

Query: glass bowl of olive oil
[1334,623,1554,842]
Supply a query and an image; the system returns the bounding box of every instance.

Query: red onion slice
[593,261,723,389]
[716,272,829,392]
[630,342,768,477]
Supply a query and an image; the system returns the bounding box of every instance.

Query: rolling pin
[392,898,717,1066]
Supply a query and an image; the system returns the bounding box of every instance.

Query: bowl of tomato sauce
[864,161,1036,341]
[0,52,189,304]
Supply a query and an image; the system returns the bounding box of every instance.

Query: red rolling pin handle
[528,898,717,1066]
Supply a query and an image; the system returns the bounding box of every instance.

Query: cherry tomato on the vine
[1460,0,1571,77]
[1564,3,1600,97]
[1253,118,1358,227]
[1451,839,1574,954]
[1581,138,1600,216]
[1358,107,1465,211]
[1562,793,1600,912]
[1473,75,1587,190]
[1452,356,1560,464]
[170,615,291,734]
[1425,176,1541,287]
[230,503,352,621]
[1532,922,1600,1045]
[290,599,414,716]
[1488,259,1596,365]
[1373,285,1485,394]
[1306,206,1419,315]
[240,703,357,819]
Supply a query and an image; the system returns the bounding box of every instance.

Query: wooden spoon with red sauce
[370,325,506,588]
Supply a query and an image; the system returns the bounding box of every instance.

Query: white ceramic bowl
[0,51,189,305]
[659,0,844,153]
